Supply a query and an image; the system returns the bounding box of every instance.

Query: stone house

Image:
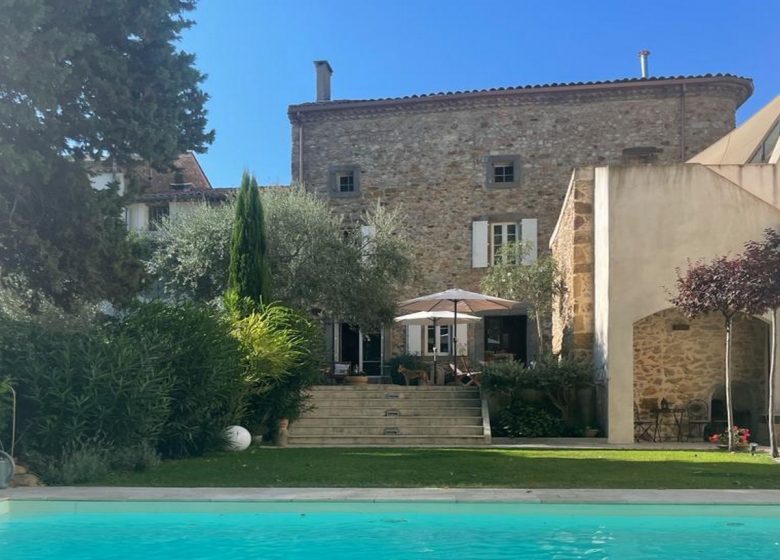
[288,61,752,375]
[550,95,780,443]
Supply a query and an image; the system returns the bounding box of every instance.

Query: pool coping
[3,487,780,504]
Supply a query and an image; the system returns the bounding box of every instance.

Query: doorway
[484,315,527,364]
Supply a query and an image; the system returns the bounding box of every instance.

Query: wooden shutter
[455,323,468,356]
[521,218,538,264]
[406,324,422,355]
[472,220,488,268]
[361,224,376,260]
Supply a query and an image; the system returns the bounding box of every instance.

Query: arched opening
[632,308,768,443]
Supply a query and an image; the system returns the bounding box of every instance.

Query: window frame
[328,165,361,197]
[484,154,521,189]
[148,204,170,231]
[490,221,520,265]
[424,324,451,356]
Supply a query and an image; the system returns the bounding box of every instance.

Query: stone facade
[289,74,751,361]
[550,167,595,360]
[633,308,768,440]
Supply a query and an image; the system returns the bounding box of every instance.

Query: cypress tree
[228,171,271,311]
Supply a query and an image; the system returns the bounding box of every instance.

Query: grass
[96,448,779,489]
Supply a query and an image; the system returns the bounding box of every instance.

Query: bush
[117,302,246,458]
[493,403,562,438]
[483,355,594,429]
[0,315,172,459]
[110,441,161,472]
[231,303,322,436]
[29,440,111,485]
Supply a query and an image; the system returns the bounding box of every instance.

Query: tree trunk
[769,309,778,458]
[535,311,544,356]
[725,316,735,451]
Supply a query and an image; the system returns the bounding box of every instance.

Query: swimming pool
[2,500,779,559]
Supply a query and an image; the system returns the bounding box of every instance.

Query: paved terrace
[3,487,780,504]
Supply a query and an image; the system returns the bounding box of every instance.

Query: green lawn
[97,448,779,489]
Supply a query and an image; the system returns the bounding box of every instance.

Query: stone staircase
[286,385,491,446]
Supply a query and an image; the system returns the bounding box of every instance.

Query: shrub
[29,440,111,485]
[0,316,172,459]
[110,441,161,472]
[493,403,562,438]
[231,303,322,435]
[483,355,594,429]
[117,302,246,458]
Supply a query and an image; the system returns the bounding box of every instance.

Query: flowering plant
[709,426,751,448]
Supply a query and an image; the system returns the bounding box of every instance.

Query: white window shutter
[455,323,468,356]
[472,220,488,268]
[361,224,376,260]
[521,218,538,264]
[406,324,422,355]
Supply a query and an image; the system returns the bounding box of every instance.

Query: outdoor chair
[448,361,482,386]
[634,405,654,442]
[685,399,710,442]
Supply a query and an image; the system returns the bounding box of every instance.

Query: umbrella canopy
[393,310,481,325]
[398,288,517,313]
[398,289,519,358]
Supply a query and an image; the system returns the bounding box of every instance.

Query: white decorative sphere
[224,425,252,451]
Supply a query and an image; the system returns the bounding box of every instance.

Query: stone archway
[633,308,768,442]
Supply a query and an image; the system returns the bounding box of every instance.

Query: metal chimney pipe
[314,60,333,102]
[638,50,650,78]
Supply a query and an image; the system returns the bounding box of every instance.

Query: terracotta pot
[278,418,289,430]
[584,428,599,438]
[346,375,369,385]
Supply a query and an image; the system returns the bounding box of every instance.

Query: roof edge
[288,74,753,120]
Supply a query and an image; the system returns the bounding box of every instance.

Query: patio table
[652,408,686,442]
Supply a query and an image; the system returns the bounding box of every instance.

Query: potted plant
[583,425,600,438]
[345,370,369,384]
[709,426,751,450]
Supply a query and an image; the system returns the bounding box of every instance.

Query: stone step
[308,385,479,393]
[286,435,488,446]
[293,416,483,428]
[301,406,483,418]
[306,397,480,408]
[289,425,485,436]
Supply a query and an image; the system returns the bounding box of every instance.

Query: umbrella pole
[452,300,458,365]
[431,318,437,385]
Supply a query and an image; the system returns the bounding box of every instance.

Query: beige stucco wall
[594,164,780,443]
[704,164,780,209]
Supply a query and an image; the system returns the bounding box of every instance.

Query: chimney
[314,60,333,102]
[638,50,650,78]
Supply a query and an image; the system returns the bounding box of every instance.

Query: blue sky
[181,0,780,187]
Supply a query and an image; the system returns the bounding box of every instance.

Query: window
[472,218,536,268]
[148,204,169,231]
[485,155,521,189]
[750,120,780,163]
[491,222,518,265]
[337,171,354,193]
[329,166,360,197]
[493,162,514,183]
[425,325,450,355]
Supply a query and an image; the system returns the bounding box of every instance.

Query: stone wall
[633,308,768,440]
[551,167,595,359]
[290,77,749,358]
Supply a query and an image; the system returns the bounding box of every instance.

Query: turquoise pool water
[1,501,779,559]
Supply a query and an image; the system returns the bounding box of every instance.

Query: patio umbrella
[398,289,518,358]
[393,311,481,382]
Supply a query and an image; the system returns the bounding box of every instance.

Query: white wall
[598,164,780,443]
